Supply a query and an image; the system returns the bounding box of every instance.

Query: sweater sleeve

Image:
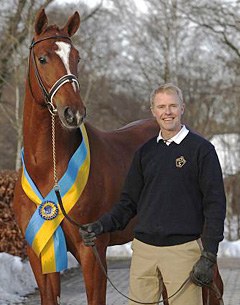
[99,149,144,232]
[198,145,226,255]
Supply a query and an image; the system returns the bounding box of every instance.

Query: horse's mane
[115,118,157,132]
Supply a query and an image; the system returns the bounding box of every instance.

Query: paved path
[19,257,240,305]
[218,258,240,305]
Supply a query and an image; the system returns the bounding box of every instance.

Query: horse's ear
[62,12,80,37]
[35,8,48,35]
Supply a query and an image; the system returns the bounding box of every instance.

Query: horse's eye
[39,56,47,64]
[77,57,81,63]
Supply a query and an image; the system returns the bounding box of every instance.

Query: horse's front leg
[27,245,61,305]
[202,265,223,305]
[80,238,108,305]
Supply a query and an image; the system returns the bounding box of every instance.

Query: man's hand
[190,251,217,287]
[79,221,103,246]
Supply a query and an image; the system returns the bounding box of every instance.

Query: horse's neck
[23,97,81,195]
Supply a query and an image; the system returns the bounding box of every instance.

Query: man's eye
[39,56,47,64]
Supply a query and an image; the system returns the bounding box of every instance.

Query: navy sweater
[100,131,226,254]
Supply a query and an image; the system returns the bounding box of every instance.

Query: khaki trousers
[128,239,203,305]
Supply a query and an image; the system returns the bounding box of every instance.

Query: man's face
[151,92,185,136]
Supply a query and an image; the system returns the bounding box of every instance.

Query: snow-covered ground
[0,240,240,305]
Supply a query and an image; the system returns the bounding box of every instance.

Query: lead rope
[51,113,58,188]
[50,115,221,304]
[51,112,87,228]
[91,244,191,304]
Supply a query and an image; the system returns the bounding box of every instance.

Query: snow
[211,133,240,176]
[0,253,36,305]
[0,240,240,305]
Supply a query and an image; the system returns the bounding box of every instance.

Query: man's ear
[181,103,185,115]
[151,106,156,118]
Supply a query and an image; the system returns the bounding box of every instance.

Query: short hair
[150,83,184,107]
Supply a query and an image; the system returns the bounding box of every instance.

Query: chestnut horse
[13,9,223,305]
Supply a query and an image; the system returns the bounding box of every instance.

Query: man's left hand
[190,251,217,287]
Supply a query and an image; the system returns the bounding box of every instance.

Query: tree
[224,173,240,240]
[180,0,240,135]
[0,0,57,169]
[0,0,239,170]
[0,0,56,102]
[99,1,239,138]
[0,0,103,169]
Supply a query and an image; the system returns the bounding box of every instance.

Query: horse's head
[29,9,86,128]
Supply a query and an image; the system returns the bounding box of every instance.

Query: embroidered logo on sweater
[176,156,186,168]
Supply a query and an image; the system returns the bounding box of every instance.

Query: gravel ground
[17,257,240,305]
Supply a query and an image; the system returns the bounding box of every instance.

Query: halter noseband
[29,35,80,115]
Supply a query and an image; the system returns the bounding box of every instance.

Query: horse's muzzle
[63,106,86,128]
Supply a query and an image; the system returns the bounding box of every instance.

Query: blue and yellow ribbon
[21,124,90,273]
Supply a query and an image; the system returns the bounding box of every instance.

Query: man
[80,83,226,305]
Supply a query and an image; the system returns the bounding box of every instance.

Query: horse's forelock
[39,25,64,37]
[36,24,67,39]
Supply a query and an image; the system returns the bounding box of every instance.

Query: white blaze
[55,41,77,91]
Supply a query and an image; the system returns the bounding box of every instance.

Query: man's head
[150,83,185,138]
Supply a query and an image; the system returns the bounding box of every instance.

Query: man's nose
[165,106,171,114]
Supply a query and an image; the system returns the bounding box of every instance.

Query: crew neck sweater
[100,130,226,255]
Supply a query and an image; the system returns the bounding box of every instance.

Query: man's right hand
[79,221,103,246]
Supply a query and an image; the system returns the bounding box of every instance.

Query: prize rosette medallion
[39,201,59,220]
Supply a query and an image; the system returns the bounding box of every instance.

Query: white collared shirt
[157,125,189,145]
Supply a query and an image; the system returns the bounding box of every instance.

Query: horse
[12,8,223,305]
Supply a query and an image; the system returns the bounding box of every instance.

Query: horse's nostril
[62,107,85,128]
[64,107,74,124]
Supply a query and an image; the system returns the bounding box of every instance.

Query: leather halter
[29,35,80,115]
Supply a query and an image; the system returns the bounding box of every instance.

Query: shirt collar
[157,125,189,145]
